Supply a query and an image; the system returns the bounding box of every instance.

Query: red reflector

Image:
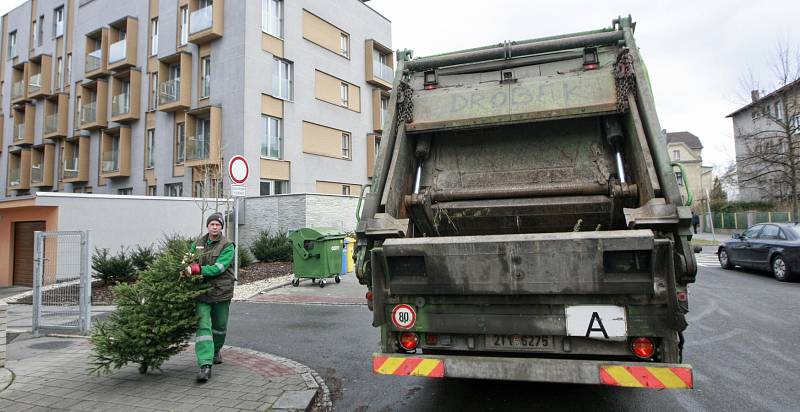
[584,63,599,70]
[677,291,687,301]
[631,337,655,359]
[399,333,419,351]
[424,84,436,90]
[365,291,373,301]
[425,334,438,346]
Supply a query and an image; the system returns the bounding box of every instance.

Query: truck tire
[772,255,794,282]
[718,248,733,269]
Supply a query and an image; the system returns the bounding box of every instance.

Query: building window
[341,133,351,159]
[180,6,189,46]
[53,6,64,37]
[262,115,282,158]
[340,83,349,106]
[165,182,183,197]
[146,129,155,169]
[8,31,17,58]
[262,0,283,38]
[118,188,133,195]
[55,56,63,89]
[66,53,72,83]
[37,15,44,46]
[260,179,288,196]
[380,95,389,126]
[32,20,38,48]
[341,185,351,196]
[271,58,292,100]
[150,18,159,55]
[672,150,680,161]
[147,186,157,196]
[675,171,683,186]
[200,55,211,98]
[176,123,185,164]
[774,101,784,121]
[340,33,349,57]
[149,72,158,110]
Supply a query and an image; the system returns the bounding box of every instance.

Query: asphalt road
[226,255,800,411]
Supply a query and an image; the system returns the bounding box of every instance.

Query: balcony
[8,168,22,188]
[63,136,90,183]
[30,144,55,187]
[42,93,69,139]
[14,124,26,143]
[372,89,390,132]
[188,0,223,44]
[85,28,109,78]
[99,127,131,178]
[7,149,31,191]
[12,81,25,100]
[27,54,52,99]
[365,39,393,90]
[28,73,42,94]
[108,17,138,71]
[186,135,210,162]
[185,105,222,167]
[81,102,97,125]
[112,94,129,117]
[30,164,43,184]
[159,79,180,105]
[109,39,126,64]
[12,104,35,146]
[110,69,141,123]
[44,114,58,134]
[79,80,109,130]
[63,157,79,179]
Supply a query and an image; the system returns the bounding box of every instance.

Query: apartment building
[0,0,393,199]
[665,131,713,210]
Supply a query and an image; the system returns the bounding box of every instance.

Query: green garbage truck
[356,16,696,388]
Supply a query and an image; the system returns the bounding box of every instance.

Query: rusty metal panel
[409,69,617,132]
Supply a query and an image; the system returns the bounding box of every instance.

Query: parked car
[717,223,800,282]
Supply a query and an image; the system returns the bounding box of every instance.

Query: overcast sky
[3,0,799,172]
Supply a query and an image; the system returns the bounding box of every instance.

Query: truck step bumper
[372,353,693,389]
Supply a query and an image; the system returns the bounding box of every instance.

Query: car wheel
[718,248,733,269]
[772,255,794,282]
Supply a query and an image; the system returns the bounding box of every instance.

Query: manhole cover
[29,341,74,350]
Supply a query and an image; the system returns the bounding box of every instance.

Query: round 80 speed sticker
[391,304,416,330]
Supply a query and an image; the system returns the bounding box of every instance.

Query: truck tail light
[631,337,655,359]
[399,333,419,351]
[425,334,438,346]
[365,291,373,301]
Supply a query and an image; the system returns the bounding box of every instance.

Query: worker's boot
[196,365,212,382]
[213,351,223,365]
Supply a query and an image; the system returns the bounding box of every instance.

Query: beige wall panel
[315,70,360,112]
[261,94,283,118]
[260,159,290,180]
[302,10,347,57]
[316,181,362,195]
[303,121,348,159]
[262,33,283,58]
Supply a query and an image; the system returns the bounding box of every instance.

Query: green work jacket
[192,233,235,303]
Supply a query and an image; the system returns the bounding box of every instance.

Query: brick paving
[0,337,331,411]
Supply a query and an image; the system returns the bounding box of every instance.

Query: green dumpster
[288,227,346,288]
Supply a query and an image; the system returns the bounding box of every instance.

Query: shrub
[238,247,254,268]
[250,229,292,262]
[130,245,157,272]
[92,247,137,285]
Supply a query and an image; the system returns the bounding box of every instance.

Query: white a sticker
[565,305,627,341]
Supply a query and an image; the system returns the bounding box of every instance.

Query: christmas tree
[89,246,209,374]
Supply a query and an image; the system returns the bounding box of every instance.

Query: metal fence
[32,230,92,335]
[701,211,794,232]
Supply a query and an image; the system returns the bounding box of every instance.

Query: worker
[185,212,236,382]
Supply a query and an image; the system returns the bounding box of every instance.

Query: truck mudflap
[372,353,693,389]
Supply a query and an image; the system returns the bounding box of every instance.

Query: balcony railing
[159,79,180,105]
[14,123,25,142]
[109,39,127,63]
[186,135,210,161]
[373,60,394,83]
[28,73,42,93]
[200,75,211,98]
[112,93,130,116]
[12,80,25,99]
[86,49,103,72]
[64,157,79,178]
[81,102,97,125]
[8,168,21,187]
[102,150,119,173]
[30,164,43,183]
[189,6,213,34]
[45,113,59,134]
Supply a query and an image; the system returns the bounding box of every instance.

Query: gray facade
[1,0,391,199]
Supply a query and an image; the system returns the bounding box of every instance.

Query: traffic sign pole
[227,155,249,285]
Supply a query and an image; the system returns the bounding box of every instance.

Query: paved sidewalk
[0,336,331,411]
[250,273,365,306]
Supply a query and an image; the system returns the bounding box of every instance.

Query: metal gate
[32,230,92,335]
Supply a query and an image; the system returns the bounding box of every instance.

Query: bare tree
[191,134,234,237]
[735,41,800,217]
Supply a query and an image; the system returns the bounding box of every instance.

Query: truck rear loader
[356,16,696,389]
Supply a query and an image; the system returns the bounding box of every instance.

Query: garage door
[13,221,46,287]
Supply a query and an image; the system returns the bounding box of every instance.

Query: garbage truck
[356,16,696,389]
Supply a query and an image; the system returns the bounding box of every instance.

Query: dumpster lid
[289,227,347,241]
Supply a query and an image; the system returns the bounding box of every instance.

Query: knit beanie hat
[206,212,224,228]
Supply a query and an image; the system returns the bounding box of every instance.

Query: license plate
[487,335,555,351]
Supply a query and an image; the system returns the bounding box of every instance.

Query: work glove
[184,263,201,277]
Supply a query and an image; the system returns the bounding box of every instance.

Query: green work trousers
[195,301,230,367]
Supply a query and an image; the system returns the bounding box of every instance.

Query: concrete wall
[239,193,358,248]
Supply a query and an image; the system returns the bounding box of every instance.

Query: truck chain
[614,49,636,111]
[397,81,414,124]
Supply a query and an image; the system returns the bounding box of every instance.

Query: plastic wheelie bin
[288,227,346,288]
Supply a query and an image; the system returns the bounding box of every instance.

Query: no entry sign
[228,155,249,184]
